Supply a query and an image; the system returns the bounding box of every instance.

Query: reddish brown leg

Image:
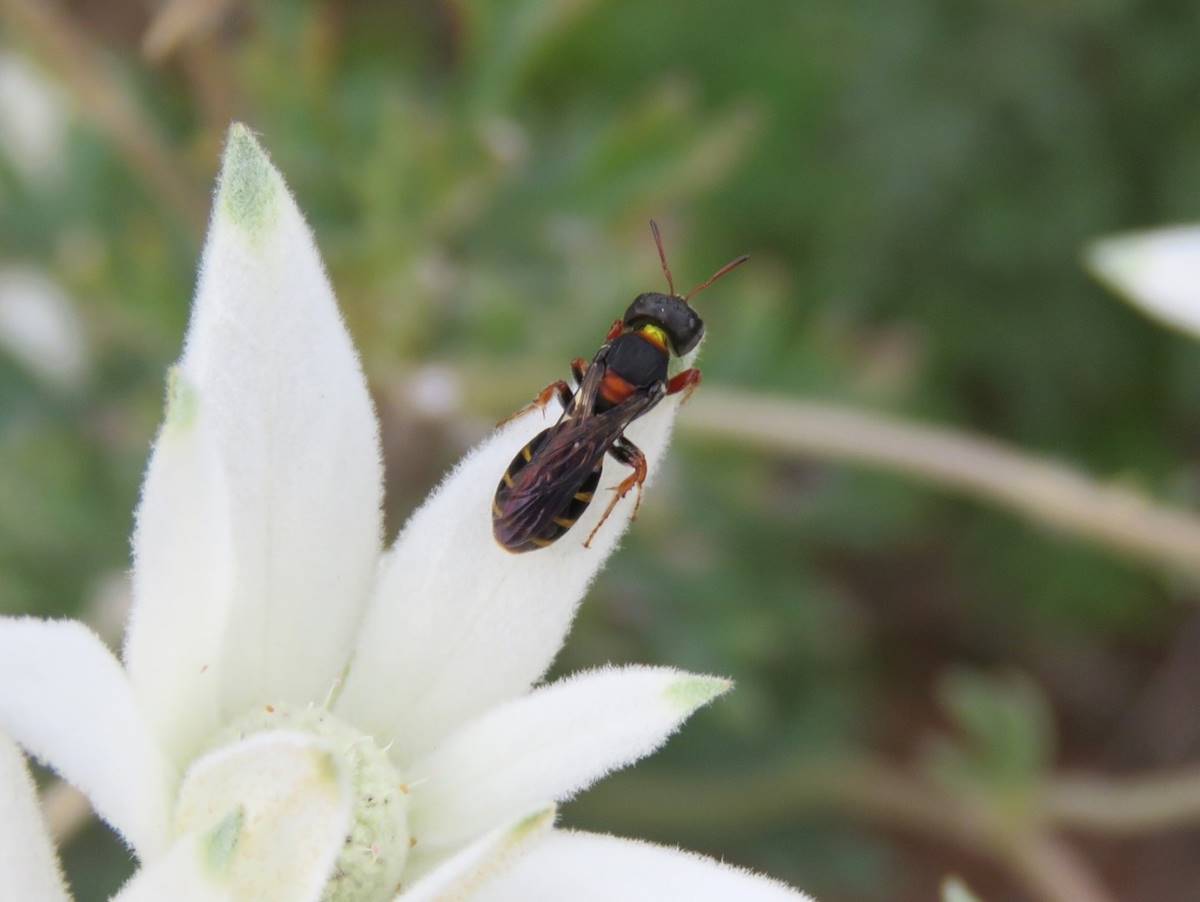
[583,437,647,548]
[570,357,588,386]
[497,379,574,426]
[666,367,702,403]
[605,318,624,341]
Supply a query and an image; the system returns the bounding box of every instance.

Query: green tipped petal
[664,674,733,713]
[126,122,387,749]
[408,666,735,849]
[218,123,280,235]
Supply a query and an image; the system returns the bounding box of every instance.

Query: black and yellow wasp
[492,222,747,553]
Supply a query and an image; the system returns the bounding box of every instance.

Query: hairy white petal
[408,666,729,849]
[338,386,686,760]
[396,805,554,902]
[0,618,171,859]
[1086,226,1200,338]
[152,123,383,718]
[0,735,69,902]
[125,368,232,766]
[174,731,353,902]
[472,830,814,902]
[112,831,231,902]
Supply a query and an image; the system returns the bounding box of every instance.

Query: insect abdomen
[492,432,602,553]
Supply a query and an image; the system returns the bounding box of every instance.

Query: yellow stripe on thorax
[639,323,669,350]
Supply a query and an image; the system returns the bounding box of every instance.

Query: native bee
[492,221,748,553]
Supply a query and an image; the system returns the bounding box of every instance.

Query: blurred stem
[1004,831,1115,902]
[681,389,1200,578]
[1047,769,1200,833]
[0,0,208,231]
[571,759,1123,902]
[573,758,982,839]
[141,0,235,63]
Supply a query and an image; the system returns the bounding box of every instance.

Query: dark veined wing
[566,344,609,421]
[496,384,664,547]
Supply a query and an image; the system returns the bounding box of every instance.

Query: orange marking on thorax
[600,370,636,404]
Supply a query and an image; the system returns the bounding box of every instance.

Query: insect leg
[552,380,576,409]
[570,357,588,386]
[605,318,624,341]
[666,367,702,403]
[497,379,574,426]
[583,436,648,548]
[609,437,649,521]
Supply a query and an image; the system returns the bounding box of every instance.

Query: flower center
[177,703,410,902]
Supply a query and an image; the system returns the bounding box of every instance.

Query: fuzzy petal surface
[1086,226,1200,337]
[408,666,729,849]
[0,734,69,902]
[112,831,232,902]
[173,731,353,902]
[338,386,686,760]
[125,367,232,766]
[472,830,814,902]
[397,805,554,902]
[127,123,384,726]
[0,618,171,858]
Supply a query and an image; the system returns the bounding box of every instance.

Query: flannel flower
[0,125,811,902]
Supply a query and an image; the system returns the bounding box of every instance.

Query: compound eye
[663,304,704,355]
[671,319,704,355]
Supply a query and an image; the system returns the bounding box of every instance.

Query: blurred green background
[3,1,1200,900]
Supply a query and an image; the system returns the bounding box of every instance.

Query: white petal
[112,831,231,902]
[338,383,687,760]
[397,805,554,902]
[124,367,232,765]
[0,734,69,902]
[1086,226,1200,338]
[408,666,729,849]
[472,830,814,902]
[127,123,384,728]
[173,731,353,902]
[0,618,171,859]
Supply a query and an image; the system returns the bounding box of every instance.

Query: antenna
[649,220,676,296]
[685,254,750,302]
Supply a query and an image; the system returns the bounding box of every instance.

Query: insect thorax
[605,332,669,389]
